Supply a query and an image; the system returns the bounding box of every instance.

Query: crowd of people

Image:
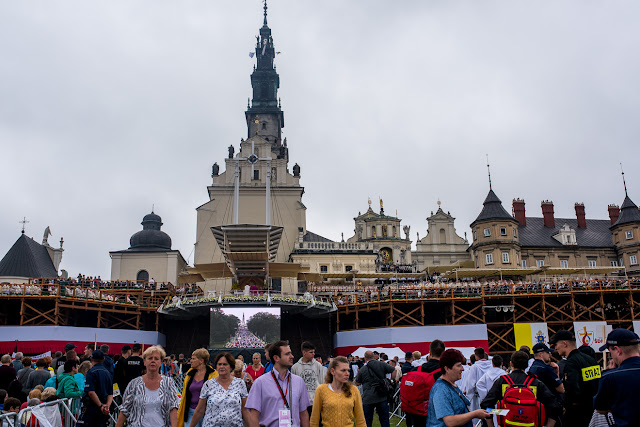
[323,278,640,305]
[224,324,266,349]
[1,327,638,427]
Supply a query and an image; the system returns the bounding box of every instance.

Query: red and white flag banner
[333,324,488,356]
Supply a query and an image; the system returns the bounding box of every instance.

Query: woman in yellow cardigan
[310,356,366,427]
[177,348,218,427]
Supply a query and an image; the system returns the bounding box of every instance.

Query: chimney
[512,199,526,226]
[541,200,555,227]
[608,204,620,225]
[575,203,586,228]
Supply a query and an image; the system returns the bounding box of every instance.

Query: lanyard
[271,370,291,409]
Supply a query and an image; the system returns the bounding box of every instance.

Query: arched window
[440,228,446,243]
[136,270,149,283]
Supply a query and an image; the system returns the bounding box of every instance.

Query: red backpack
[400,370,436,416]
[497,374,545,427]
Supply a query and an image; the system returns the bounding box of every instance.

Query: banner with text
[573,321,612,352]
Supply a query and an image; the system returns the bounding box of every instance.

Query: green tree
[210,309,240,346]
[247,312,280,343]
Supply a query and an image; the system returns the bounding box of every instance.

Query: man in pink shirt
[246,340,310,427]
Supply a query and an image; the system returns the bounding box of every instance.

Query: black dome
[129,212,172,250]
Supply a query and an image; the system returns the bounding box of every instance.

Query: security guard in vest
[594,328,640,427]
[549,330,600,427]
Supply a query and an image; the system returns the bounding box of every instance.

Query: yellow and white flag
[514,323,549,352]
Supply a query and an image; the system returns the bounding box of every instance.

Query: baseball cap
[532,343,551,354]
[549,330,576,345]
[599,328,640,352]
[91,350,105,360]
[64,343,77,352]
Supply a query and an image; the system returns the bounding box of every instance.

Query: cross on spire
[19,217,29,234]
[486,154,493,190]
[621,162,628,196]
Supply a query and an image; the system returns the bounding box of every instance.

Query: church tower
[194,4,306,294]
[245,1,286,160]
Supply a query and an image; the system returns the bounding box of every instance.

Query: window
[620,258,625,267]
[484,228,491,237]
[631,255,638,266]
[522,260,527,268]
[486,253,494,264]
[345,265,353,273]
[500,227,507,236]
[536,259,544,268]
[626,230,634,240]
[588,260,597,268]
[560,260,568,268]
[253,169,260,180]
[320,265,328,273]
[611,261,619,267]
[502,252,509,263]
[513,228,517,237]
[136,270,149,283]
[473,231,477,241]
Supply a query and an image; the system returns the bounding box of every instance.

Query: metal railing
[327,279,640,307]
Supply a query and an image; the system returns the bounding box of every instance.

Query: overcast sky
[1,1,639,279]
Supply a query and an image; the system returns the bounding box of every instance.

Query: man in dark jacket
[481,350,559,427]
[402,351,415,374]
[78,350,113,427]
[550,330,600,427]
[420,339,445,380]
[355,350,397,427]
[594,328,640,427]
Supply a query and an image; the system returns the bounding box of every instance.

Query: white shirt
[476,366,506,403]
[462,359,493,411]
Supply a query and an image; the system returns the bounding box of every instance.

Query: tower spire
[246,0,284,146]
[263,0,268,25]
[486,154,492,190]
[621,162,628,197]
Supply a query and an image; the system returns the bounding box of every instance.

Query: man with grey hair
[12,352,23,371]
[0,354,16,391]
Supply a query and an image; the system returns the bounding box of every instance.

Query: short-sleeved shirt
[354,360,395,405]
[83,362,113,405]
[594,356,640,427]
[245,369,310,427]
[528,359,562,394]
[426,378,472,427]
[200,377,248,427]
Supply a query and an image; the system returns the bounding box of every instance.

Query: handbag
[366,362,394,397]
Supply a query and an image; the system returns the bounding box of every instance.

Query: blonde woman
[246,353,265,381]
[116,345,179,427]
[177,349,218,427]
[310,356,366,427]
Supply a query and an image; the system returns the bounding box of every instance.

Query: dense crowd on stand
[1,327,638,427]
[320,279,640,305]
[28,276,176,291]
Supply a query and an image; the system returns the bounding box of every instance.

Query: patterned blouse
[200,377,248,427]
[120,376,180,427]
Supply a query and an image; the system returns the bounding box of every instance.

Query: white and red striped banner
[0,326,166,355]
[334,324,488,356]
